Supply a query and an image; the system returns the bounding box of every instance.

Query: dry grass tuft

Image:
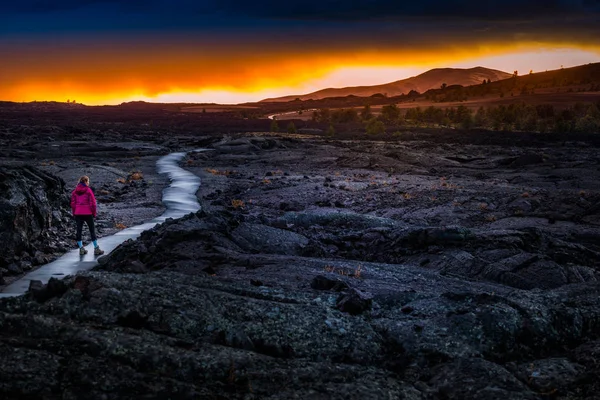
[231,199,245,209]
[324,264,364,278]
[205,168,235,176]
[129,171,144,181]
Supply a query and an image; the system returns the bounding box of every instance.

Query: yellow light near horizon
[3,41,600,105]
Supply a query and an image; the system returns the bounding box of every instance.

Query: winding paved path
[0,151,204,297]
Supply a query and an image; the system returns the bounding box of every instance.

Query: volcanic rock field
[1,122,600,399]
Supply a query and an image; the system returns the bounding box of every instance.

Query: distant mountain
[261,67,512,102]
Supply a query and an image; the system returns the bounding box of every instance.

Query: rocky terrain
[1,128,600,399]
[0,165,69,283]
[0,135,171,287]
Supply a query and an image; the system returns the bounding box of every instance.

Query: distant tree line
[311,102,600,134]
[397,102,600,133]
[423,72,600,103]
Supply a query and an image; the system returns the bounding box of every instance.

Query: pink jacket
[71,183,97,216]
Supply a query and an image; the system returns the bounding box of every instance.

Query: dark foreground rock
[1,132,600,399]
[1,209,600,399]
[0,166,71,283]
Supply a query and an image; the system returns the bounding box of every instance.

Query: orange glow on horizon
[2,39,600,105]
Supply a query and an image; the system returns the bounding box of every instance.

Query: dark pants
[75,215,97,242]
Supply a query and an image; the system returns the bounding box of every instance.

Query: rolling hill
[261,67,512,102]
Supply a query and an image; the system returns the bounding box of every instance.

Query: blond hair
[78,175,90,185]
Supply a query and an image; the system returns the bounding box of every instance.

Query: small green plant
[327,124,335,137]
[365,118,386,135]
[287,121,297,134]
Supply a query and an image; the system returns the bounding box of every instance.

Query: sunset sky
[1,0,599,105]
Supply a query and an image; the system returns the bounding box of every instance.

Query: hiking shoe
[79,247,88,255]
[94,247,105,256]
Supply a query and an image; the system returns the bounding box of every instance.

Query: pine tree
[327,124,335,137]
[287,122,297,134]
[270,119,279,132]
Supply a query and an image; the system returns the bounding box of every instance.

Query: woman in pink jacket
[70,176,104,255]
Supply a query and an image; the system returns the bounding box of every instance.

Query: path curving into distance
[0,150,206,298]
[267,109,317,120]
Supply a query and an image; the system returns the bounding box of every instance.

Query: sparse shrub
[365,119,385,135]
[331,108,359,123]
[381,104,401,122]
[327,124,335,137]
[313,108,331,123]
[287,122,297,134]
[360,105,373,120]
[575,115,600,133]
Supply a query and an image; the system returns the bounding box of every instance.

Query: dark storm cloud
[3,0,219,14]
[217,0,600,21]
[0,1,231,34]
[0,0,598,40]
[4,1,140,12]
[5,0,600,20]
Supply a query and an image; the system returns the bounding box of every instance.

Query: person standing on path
[70,176,104,255]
